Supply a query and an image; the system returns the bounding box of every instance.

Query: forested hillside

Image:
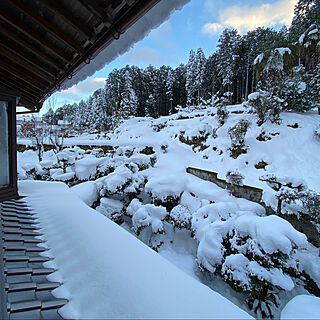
[43,0,319,131]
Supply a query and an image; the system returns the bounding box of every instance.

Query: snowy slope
[105,106,320,200]
[19,180,252,319]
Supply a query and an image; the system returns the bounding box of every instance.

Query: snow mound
[281,295,320,319]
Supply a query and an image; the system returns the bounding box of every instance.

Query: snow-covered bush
[195,211,307,318]
[247,91,283,125]
[226,171,244,186]
[96,198,124,224]
[169,205,191,229]
[96,163,145,198]
[228,119,250,158]
[278,188,320,224]
[57,149,76,173]
[281,65,320,112]
[126,199,168,236]
[216,103,229,126]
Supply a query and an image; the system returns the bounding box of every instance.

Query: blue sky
[44,0,297,112]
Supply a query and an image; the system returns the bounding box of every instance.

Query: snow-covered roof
[19,180,252,319]
[61,0,191,90]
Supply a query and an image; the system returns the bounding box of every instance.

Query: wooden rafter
[0,78,39,101]
[0,41,58,77]
[0,47,54,83]
[0,9,71,63]
[7,0,83,53]
[0,70,41,96]
[78,0,114,26]
[0,25,63,70]
[0,62,47,92]
[0,56,51,88]
[41,0,96,42]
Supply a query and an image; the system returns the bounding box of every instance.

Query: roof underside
[0,0,160,111]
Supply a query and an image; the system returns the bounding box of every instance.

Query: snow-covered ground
[19,180,252,319]
[17,104,320,318]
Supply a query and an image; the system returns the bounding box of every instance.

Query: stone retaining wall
[186,167,263,203]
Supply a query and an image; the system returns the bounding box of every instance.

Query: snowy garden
[16,1,320,317]
[18,102,320,318]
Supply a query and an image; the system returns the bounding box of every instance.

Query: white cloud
[202,22,223,35]
[202,0,297,35]
[57,77,106,100]
[122,47,172,66]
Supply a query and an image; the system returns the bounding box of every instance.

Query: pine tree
[194,48,206,105]
[216,28,241,103]
[120,68,138,119]
[166,68,174,114]
[186,49,197,106]
[173,64,187,109]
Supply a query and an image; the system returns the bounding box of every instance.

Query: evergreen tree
[216,28,241,103]
[186,49,197,106]
[194,48,206,104]
[173,64,187,109]
[120,68,138,119]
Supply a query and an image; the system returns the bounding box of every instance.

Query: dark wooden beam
[7,0,83,53]
[0,56,51,88]
[0,41,58,78]
[0,71,41,97]
[0,69,41,98]
[0,25,63,70]
[0,85,37,106]
[77,0,105,20]
[41,0,96,42]
[0,78,39,100]
[0,64,46,92]
[0,47,54,83]
[77,0,113,25]
[0,9,72,63]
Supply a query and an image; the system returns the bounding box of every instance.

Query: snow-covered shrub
[193,205,307,318]
[126,199,168,235]
[96,198,124,224]
[96,163,145,198]
[281,65,320,112]
[169,205,191,229]
[278,188,320,224]
[228,119,250,158]
[57,149,76,173]
[216,104,229,126]
[74,155,104,181]
[226,171,244,186]
[179,131,209,152]
[247,91,283,125]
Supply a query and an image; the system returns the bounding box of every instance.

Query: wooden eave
[0,0,160,112]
